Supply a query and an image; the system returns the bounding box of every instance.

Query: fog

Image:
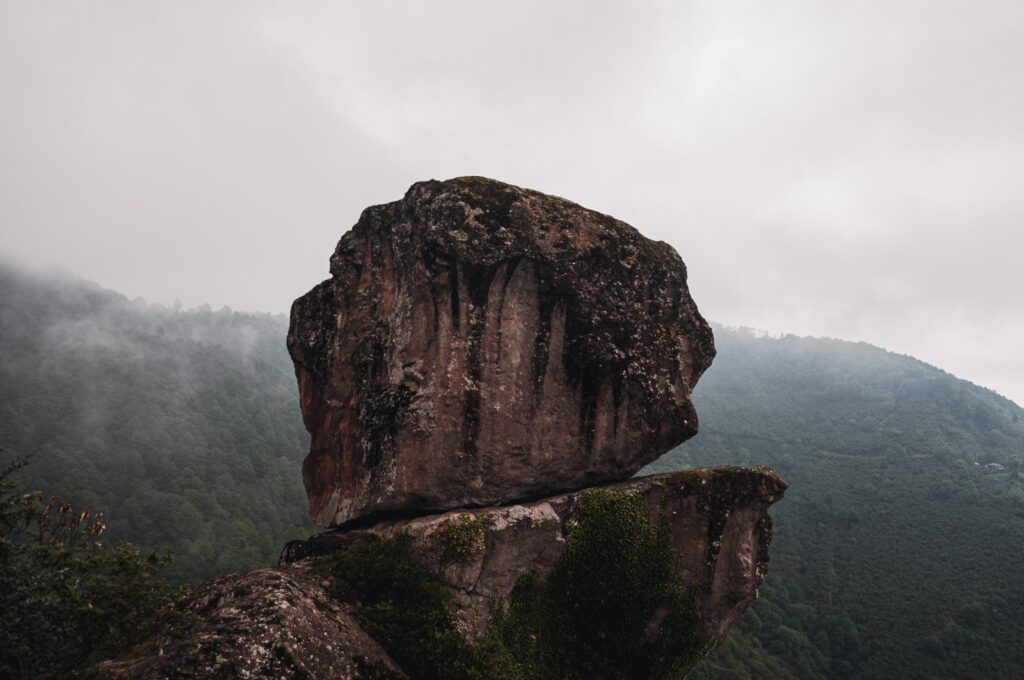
[1,1,1022,405]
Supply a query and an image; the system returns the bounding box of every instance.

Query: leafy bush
[0,456,181,678]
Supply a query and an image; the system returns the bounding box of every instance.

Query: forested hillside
[2,266,1022,678]
[0,264,309,582]
[648,327,1024,680]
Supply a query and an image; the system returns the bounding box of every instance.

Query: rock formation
[90,178,784,679]
[289,176,715,526]
[93,467,783,678]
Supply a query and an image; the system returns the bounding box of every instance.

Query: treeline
[0,264,310,582]
[650,326,1024,680]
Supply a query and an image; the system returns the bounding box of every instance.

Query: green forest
[0,264,310,583]
[1,263,1022,678]
[650,327,1024,680]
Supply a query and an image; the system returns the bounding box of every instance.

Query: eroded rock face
[283,466,786,649]
[289,177,715,526]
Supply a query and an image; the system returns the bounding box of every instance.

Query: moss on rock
[443,512,493,563]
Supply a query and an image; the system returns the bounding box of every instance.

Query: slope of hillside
[648,326,1024,680]
[3,267,1022,678]
[0,264,310,582]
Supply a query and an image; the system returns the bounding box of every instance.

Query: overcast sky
[1,1,1022,405]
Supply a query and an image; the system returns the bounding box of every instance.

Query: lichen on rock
[84,567,408,679]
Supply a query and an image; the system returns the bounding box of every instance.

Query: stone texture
[85,567,407,680]
[288,177,715,526]
[282,466,786,649]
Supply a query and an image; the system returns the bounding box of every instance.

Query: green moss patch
[443,512,493,563]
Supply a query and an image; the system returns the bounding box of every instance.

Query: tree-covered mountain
[0,263,310,582]
[1,265,1022,677]
[647,326,1024,680]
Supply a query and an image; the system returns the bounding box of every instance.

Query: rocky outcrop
[289,176,715,526]
[283,466,786,649]
[92,467,784,679]
[86,567,407,679]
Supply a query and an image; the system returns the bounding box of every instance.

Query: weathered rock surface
[289,177,715,526]
[283,466,786,649]
[86,567,407,679]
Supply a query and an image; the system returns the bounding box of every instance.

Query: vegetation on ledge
[488,488,704,680]
[316,488,703,680]
[443,512,493,563]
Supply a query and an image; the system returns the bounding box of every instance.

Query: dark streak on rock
[531,283,556,399]
[449,261,460,330]
[460,262,494,458]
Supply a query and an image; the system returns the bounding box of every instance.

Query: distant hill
[1,266,1022,677]
[0,263,310,582]
[649,326,1024,680]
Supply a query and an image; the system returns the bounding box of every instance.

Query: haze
[1,1,1022,406]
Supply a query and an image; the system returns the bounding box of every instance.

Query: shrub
[318,535,490,680]
[0,455,181,678]
[489,488,705,679]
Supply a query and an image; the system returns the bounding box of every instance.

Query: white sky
[1,1,1022,405]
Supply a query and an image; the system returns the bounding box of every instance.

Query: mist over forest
[2,262,1022,678]
[0,262,310,582]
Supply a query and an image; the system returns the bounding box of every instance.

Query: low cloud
[1,1,1021,403]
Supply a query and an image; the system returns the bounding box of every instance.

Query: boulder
[85,567,407,679]
[288,177,715,526]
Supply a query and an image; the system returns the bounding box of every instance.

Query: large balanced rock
[289,177,715,526]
